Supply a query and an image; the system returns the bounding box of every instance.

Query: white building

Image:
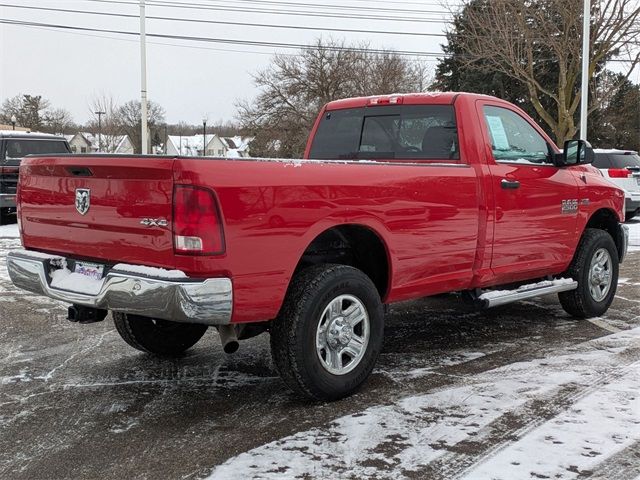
[220,136,253,158]
[68,132,134,154]
[166,134,252,158]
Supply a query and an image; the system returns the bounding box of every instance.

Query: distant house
[68,132,134,154]
[166,134,220,156]
[220,136,253,158]
[166,134,252,158]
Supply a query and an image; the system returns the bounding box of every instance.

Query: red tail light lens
[173,185,225,255]
[608,168,631,178]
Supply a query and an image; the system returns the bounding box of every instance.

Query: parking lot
[1,221,639,480]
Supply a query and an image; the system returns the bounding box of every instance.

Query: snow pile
[207,328,640,480]
[49,267,103,295]
[112,263,187,279]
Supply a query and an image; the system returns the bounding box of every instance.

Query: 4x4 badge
[75,188,90,215]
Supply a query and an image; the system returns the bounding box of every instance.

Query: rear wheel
[559,228,619,318]
[270,264,384,401]
[113,312,208,356]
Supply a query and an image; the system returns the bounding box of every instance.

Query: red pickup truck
[7,93,628,401]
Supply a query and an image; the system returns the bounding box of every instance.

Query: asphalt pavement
[1,222,639,480]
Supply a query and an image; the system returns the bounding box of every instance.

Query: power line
[0,3,448,38]
[145,0,453,16]
[8,21,297,56]
[0,18,448,57]
[79,0,455,24]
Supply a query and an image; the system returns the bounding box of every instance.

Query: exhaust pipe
[217,325,239,354]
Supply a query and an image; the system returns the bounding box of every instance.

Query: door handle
[501,179,520,189]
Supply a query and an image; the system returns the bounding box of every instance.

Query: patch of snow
[207,328,640,480]
[50,268,103,295]
[627,220,640,252]
[111,263,187,279]
[0,223,20,238]
[9,248,62,261]
[462,367,640,480]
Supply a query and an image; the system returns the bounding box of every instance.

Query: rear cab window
[4,139,71,160]
[309,105,459,162]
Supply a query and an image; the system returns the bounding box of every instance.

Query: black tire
[270,264,384,401]
[113,312,208,356]
[558,228,619,318]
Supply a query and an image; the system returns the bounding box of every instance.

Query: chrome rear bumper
[6,250,232,325]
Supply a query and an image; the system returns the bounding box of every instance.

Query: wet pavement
[1,224,639,480]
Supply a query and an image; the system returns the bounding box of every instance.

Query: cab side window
[483,106,551,165]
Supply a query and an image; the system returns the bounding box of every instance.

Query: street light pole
[203,119,207,156]
[10,115,16,131]
[95,111,106,152]
[579,0,590,141]
[140,0,149,154]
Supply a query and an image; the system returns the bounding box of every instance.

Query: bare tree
[237,38,431,158]
[0,94,50,130]
[451,0,640,144]
[87,93,123,152]
[43,108,74,135]
[114,100,165,153]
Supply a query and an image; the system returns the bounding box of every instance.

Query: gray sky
[0,0,453,125]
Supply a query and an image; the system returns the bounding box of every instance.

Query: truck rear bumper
[6,250,232,325]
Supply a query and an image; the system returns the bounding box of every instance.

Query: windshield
[4,139,70,159]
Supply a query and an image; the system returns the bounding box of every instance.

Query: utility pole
[164,124,168,155]
[203,119,207,156]
[579,0,590,141]
[95,111,105,152]
[140,0,149,154]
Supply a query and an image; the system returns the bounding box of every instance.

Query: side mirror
[554,139,594,167]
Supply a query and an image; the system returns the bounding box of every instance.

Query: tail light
[173,185,225,255]
[608,168,631,178]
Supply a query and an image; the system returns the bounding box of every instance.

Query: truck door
[477,102,580,282]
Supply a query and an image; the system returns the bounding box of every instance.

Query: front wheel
[113,313,208,356]
[270,264,384,401]
[559,228,619,318]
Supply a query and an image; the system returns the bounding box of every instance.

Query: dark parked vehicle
[0,131,71,223]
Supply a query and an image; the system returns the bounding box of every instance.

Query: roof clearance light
[368,96,403,106]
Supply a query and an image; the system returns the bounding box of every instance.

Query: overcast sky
[0,0,454,125]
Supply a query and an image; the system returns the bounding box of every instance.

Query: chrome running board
[478,279,578,308]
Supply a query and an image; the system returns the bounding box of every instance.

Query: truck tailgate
[19,156,176,268]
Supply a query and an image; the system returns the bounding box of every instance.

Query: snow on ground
[208,328,640,480]
[628,218,640,252]
[0,223,19,239]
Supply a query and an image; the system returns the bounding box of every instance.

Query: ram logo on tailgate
[75,188,90,215]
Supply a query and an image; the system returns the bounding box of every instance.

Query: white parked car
[593,149,640,220]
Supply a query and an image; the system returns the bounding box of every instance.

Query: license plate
[74,262,104,280]
[636,177,640,185]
